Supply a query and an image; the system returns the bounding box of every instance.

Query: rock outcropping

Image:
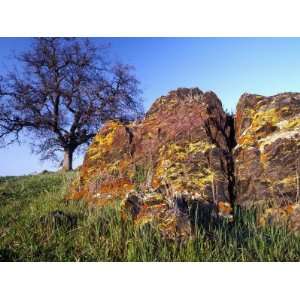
[68,88,235,238]
[235,93,300,208]
[68,88,300,237]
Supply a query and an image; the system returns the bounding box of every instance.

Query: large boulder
[234,92,300,208]
[67,88,235,238]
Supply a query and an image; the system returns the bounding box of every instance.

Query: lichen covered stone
[67,88,235,238]
[235,92,300,207]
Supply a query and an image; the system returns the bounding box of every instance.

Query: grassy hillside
[1,172,300,261]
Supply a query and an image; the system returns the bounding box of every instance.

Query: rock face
[67,88,300,236]
[68,88,235,238]
[235,93,300,208]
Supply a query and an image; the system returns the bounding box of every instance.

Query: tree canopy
[0,38,143,170]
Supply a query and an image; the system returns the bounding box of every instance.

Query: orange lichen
[218,201,233,215]
[99,178,133,195]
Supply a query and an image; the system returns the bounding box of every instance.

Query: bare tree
[0,38,143,170]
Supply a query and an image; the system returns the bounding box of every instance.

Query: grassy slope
[1,172,300,261]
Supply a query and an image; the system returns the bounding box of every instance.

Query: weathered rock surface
[67,88,235,238]
[235,93,300,208]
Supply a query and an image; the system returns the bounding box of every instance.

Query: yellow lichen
[238,107,289,149]
[282,117,300,130]
[276,175,297,187]
[87,121,121,161]
[238,133,257,147]
[194,172,215,187]
[252,108,280,130]
[188,140,215,153]
[153,139,218,196]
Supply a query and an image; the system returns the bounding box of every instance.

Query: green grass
[1,172,300,261]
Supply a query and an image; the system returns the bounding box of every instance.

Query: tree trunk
[63,148,74,171]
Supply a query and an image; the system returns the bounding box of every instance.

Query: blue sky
[1,37,300,175]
